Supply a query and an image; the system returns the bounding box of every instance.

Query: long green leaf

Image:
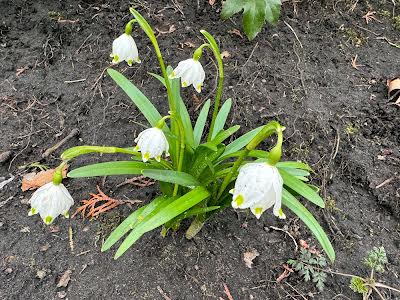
[223,126,264,157]
[193,100,211,147]
[211,98,232,139]
[115,187,210,258]
[168,66,194,148]
[102,196,175,251]
[280,169,325,208]
[142,169,201,188]
[277,161,313,171]
[282,189,335,263]
[202,125,240,150]
[68,161,158,178]
[107,68,163,127]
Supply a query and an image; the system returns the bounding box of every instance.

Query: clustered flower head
[29,180,74,225]
[134,127,169,162]
[110,33,141,66]
[230,162,285,219]
[169,58,205,93]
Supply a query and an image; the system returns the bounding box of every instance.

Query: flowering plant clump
[28,9,335,261]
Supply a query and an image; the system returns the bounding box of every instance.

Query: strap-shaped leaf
[279,168,325,208]
[193,100,211,147]
[276,161,313,171]
[68,161,158,178]
[102,196,175,252]
[223,126,264,157]
[211,98,232,139]
[202,125,240,150]
[107,68,163,127]
[190,145,225,179]
[115,187,210,258]
[282,189,335,263]
[142,169,201,188]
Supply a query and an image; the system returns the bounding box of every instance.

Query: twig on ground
[376,175,399,189]
[270,226,299,253]
[284,21,303,49]
[223,283,234,300]
[157,286,172,300]
[42,128,80,158]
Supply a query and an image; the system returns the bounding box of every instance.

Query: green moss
[344,28,365,46]
[377,10,391,18]
[394,15,400,31]
[345,123,359,135]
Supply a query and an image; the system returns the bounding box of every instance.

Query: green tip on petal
[182,81,187,87]
[278,208,286,219]
[127,59,133,66]
[64,211,70,218]
[113,54,119,63]
[156,155,161,162]
[135,57,141,63]
[28,207,36,216]
[254,207,263,218]
[44,216,53,225]
[143,152,150,162]
[234,194,244,207]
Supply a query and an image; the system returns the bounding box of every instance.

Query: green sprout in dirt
[27,8,335,261]
[289,246,400,298]
[287,246,328,291]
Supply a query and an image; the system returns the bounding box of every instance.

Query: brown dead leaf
[181,41,196,48]
[155,25,176,35]
[209,0,216,5]
[228,28,244,39]
[57,269,72,287]
[21,166,68,191]
[243,248,259,268]
[276,264,294,283]
[388,77,400,104]
[221,50,231,59]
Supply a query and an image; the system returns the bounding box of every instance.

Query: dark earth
[1,0,400,299]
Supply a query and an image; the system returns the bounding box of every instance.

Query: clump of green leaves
[364,246,388,273]
[221,0,281,40]
[287,247,328,291]
[350,247,390,298]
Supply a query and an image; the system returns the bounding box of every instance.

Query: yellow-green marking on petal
[144,152,150,161]
[234,194,245,207]
[28,207,36,216]
[44,216,53,225]
[127,59,133,66]
[254,207,263,216]
[113,54,119,63]
[182,81,187,87]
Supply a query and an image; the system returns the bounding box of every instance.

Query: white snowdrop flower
[134,127,169,162]
[169,58,205,93]
[230,163,285,219]
[28,182,74,225]
[110,33,140,66]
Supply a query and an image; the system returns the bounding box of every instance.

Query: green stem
[199,30,224,142]
[216,121,283,200]
[171,115,186,196]
[129,8,180,167]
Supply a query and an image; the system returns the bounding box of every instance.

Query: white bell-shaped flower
[169,58,205,93]
[134,127,169,162]
[230,162,285,219]
[28,182,74,225]
[110,33,140,66]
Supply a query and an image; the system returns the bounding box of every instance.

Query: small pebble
[57,291,67,299]
[5,268,13,274]
[36,270,46,279]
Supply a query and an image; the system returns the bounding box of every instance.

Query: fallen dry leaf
[228,28,244,39]
[387,77,400,104]
[221,50,231,59]
[182,41,196,48]
[209,0,216,5]
[155,25,176,35]
[21,166,68,191]
[57,269,72,288]
[243,248,259,268]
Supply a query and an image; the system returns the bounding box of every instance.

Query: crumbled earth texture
[1,0,399,299]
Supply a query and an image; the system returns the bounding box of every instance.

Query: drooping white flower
[134,127,169,162]
[169,58,205,93]
[230,162,285,219]
[110,33,140,66]
[28,182,74,225]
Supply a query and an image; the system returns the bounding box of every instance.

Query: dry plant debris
[387,77,400,104]
[73,186,141,219]
[21,166,68,191]
[57,269,72,288]
[243,248,260,268]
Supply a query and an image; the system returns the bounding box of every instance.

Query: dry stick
[223,283,234,300]
[270,226,298,253]
[156,286,172,300]
[284,21,303,49]
[42,128,80,158]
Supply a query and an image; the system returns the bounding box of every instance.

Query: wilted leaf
[228,28,244,38]
[388,77,400,104]
[221,50,231,59]
[21,166,68,191]
[243,248,259,268]
[209,0,216,5]
[57,269,72,287]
